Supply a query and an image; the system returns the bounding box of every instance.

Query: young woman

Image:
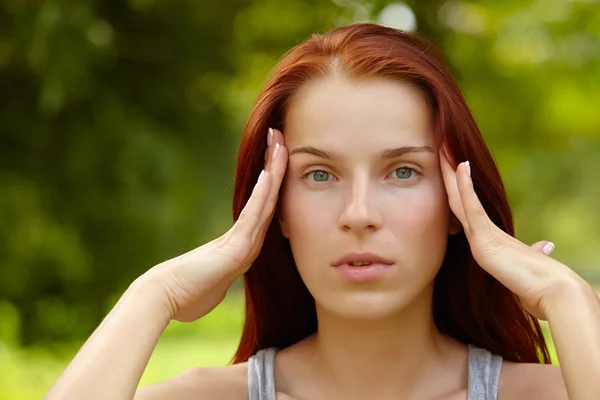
[45,23,599,400]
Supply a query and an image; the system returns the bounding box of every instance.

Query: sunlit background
[1,0,599,398]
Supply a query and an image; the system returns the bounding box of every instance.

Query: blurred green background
[1,0,599,398]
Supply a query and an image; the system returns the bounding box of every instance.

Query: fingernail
[257,170,265,185]
[268,128,274,147]
[465,161,471,178]
[543,242,555,256]
[272,142,280,160]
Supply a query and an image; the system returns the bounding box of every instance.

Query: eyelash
[302,165,421,184]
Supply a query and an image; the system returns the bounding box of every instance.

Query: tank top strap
[247,345,501,399]
[467,344,503,400]
[247,347,279,400]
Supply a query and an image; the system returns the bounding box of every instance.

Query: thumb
[530,240,555,256]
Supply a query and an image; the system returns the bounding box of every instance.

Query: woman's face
[279,75,457,320]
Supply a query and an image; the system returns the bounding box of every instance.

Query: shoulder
[134,362,249,400]
[499,361,568,400]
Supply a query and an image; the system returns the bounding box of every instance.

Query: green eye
[310,170,330,182]
[395,167,414,179]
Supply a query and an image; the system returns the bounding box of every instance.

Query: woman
[45,23,599,400]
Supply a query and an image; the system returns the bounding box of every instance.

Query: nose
[338,177,383,234]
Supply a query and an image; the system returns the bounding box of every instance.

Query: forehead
[283,75,434,147]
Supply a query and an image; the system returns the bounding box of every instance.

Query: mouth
[332,252,394,268]
[331,252,394,282]
[333,263,392,282]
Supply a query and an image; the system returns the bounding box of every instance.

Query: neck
[301,286,467,398]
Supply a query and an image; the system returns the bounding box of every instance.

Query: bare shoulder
[499,361,568,400]
[134,362,249,400]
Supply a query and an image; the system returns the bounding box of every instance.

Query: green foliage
[0,0,352,345]
[0,297,244,399]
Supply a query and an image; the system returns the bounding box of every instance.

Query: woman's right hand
[138,128,288,323]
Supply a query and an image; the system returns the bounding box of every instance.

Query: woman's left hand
[439,149,587,321]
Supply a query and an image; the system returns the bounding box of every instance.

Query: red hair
[231,23,551,364]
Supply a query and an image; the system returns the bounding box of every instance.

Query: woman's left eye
[389,166,418,180]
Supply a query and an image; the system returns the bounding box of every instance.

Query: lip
[335,263,391,282]
[332,252,394,267]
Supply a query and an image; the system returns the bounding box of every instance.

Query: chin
[315,290,417,321]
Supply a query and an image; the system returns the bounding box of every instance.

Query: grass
[0,297,245,400]
[0,294,560,400]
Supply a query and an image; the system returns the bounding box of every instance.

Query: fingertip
[272,143,280,161]
[271,128,285,144]
[530,240,548,252]
[542,241,555,256]
[456,161,472,188]
[259,169,273,187]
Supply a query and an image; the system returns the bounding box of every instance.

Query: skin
[46,73,599,400]
[264,75,570,399]
[275,75,468,399]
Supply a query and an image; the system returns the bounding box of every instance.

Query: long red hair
[231,23,550,364]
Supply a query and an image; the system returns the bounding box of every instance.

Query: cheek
[385,187,449,233]
[280,184,336,281]
[383,184,451,266]
[280,182,332,242]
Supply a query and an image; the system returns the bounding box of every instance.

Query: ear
[448,212,463,235]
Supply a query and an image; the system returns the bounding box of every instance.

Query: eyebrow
[288,145,435,160]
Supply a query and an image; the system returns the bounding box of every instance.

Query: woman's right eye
[304,170,334,183]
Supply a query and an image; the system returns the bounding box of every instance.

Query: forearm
[44,278,172,400]
[546,278,600,400]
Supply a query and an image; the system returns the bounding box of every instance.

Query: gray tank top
[248,344,502,399]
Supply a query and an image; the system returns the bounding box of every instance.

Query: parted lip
[332,252,394,267]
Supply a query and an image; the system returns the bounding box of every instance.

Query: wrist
[126,274,174,326]
[543,275,598,322]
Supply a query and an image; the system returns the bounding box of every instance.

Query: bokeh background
[1,0,599,398]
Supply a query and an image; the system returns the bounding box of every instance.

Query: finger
[264,129,274,170]
[231,169,272,240]
[439,147,468,230]
[254,128,288,239]
[530,240,555,256]
[263,127,279,172]
[456,161,492,239]
[257,129,287,217]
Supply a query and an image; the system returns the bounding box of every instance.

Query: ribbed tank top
[248,344,502,399]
